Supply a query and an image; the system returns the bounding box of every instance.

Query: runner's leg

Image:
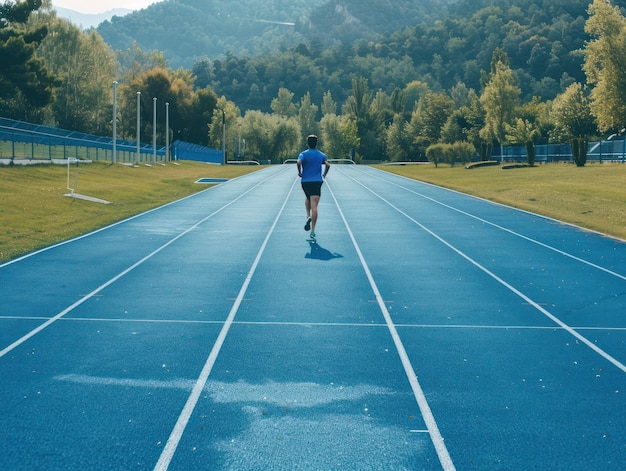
[309,195,320,232]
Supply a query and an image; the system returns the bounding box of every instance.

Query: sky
[52,1,159,14]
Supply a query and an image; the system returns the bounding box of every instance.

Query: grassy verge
[374,162,626,241]
[0,161,261,263]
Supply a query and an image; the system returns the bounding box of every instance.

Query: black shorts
[301,181,323,199]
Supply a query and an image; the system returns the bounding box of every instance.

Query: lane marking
[0,169,286,359]
[326,181,456,471]
[153,177,297,471]
[340,169,626,375]
[361,167,626,281]
[4,316,624,332]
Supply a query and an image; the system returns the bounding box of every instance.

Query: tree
[117,66,214,148]
[239,110,300,163]
[425,143,446,168]
[118,41,168,83]
[127,67,174,145]
[181,87,217,146]
[344,76,371,122]
[403,80,430,114]
[321,90,337,117]
[457,88,485,150]
[583,0,626,133]
[320,113,359,161]
[385,115,412,162]
[480,58,521,159]
[33,8,116,134]
[298,92,319,139]
[505,118,540,165]
[271,87,297,118]
[0,0,56,119]
[414,91,455,143]
[343,77,380,161]
[209,97,241,159]
[551,82,597,167]
[441,113,465,144]
[449,141,476,166]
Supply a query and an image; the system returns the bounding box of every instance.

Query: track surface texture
[1,165,624,470]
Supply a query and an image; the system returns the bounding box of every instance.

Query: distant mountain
[54,6,133,29]
[96,0,454,68]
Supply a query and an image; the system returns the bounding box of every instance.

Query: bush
[427,141,476,167]
[450,141,476,166]
[425,143,446,168]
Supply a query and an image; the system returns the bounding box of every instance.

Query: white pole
[136,92,141,162]
[153,97,157,162]
[222,110,226,165]
[165,102,170,162]
[112,81,117,164]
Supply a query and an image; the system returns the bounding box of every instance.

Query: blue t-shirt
[298,148,328,182]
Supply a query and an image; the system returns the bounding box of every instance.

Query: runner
[297,134,330,239]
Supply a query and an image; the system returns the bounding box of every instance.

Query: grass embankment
[375,162,626,241]
[0,161,260,263]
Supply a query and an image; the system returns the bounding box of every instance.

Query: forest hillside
[96,0,455,68]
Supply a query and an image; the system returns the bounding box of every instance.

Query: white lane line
[6,316,624,333]
[153,177,297,471]
[341,170,626,375]
[0,170,284,359]
[362,167,626,281]
[326,181,456,471]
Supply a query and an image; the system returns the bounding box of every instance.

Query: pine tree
[0,0,56,117]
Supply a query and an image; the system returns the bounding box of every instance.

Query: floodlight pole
[136,92,141,162]
[112,81,117,164]
[222,109,226,165]
[153,97,157,163]
[165,102,170,162]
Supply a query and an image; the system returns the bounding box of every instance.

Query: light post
[165,102,170,162]
[222,110,226,165]
[112,81,117,164]
[153,97,157,163]
[238,123,242,160]
[136,92,141,162]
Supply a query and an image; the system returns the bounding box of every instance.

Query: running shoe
[304,218,311,231]
[310,231,316,239]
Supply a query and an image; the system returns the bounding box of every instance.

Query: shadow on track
[305,240,343,261]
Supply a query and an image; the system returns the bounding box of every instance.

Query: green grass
[375,162,626,241]
[0,161,261,263]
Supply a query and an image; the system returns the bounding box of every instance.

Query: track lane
[1,164,624,470]
[328,165,625,469]
[164,170,451,469]
[336,166,626,365]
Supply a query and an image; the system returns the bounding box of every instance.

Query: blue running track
[1,165,624,470]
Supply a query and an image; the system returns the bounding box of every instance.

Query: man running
[297,135,330,239]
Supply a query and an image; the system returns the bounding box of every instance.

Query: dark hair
[307,134,318,148]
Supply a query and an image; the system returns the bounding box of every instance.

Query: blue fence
[0,117,165,163]
[172,140,223,164]
[493,140,626,163]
